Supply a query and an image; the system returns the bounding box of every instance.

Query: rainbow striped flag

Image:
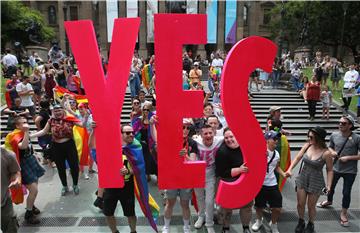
[123,139,159,233]
[73,125,90,166]
[141,64,153,90]
[276,135,291,191]
[4,129,25,204]
[53,85,88,104]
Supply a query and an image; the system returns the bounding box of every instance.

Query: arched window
[243,5,248,26]
[48,5,57,25]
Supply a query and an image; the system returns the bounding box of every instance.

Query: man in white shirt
[16,76,36,120]
[2,48,18,77]
[342,64,359,111]
[211,53,223,68]
[193,124,224,233]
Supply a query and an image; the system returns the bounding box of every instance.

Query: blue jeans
[272,71,281,88]
[129,73,140,98]
[291,77,301,91]
[208,78,214,93]
[327,171,357,209]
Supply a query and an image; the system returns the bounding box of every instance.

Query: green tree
[270,1,360,63]
[1,0,55,49]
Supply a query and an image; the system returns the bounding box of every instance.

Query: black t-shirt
[39,109,51,129]
[215,142,244,182]
[185,138,199,156]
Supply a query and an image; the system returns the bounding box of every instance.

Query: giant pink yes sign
[65,14,276,208]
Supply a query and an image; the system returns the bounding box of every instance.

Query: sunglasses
[143,109,150,112]
[183,126,190,130]
[122,131,134,135]
[339,121,348,126]
[133,102,140,105]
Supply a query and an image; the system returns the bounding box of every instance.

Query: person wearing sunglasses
[317,115,360,227]
[285,126,334,233]
[215,128,252,233]
[130,98,142,121]
[132,103,157,180]
[162,118,198,233]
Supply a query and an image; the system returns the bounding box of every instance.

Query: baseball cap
[264,130,281,140]
[269,106,281,112]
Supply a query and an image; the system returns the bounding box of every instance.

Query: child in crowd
[321,85,332,120]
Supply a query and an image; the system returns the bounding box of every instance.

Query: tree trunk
[351,46,359,64]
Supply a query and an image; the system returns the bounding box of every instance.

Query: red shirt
[306,81,321,101]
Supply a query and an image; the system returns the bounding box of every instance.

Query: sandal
[340,218,349,227]
[316,201,332,208]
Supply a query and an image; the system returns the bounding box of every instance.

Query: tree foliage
[1,0,55,49]
[270,1,360,61]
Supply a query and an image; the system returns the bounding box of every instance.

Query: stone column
[197,0,206,58]
[98,1,109,59]
[138,0,148,58]
[236,1,244,41]
[58,1,66,53]
[217,0,225,51]
[118,0,126,17]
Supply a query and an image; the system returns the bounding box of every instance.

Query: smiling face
[338,117,352,133]
[203,105,213,118]
[201,127,214,147]
[207,116,219,132]
[53,108,65,119]
[224,130,239,149]
[122,125,134,145]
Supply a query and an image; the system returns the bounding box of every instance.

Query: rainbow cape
[141,64,153,90]
[123,139,159,233]
[53,85,88,104]
[276,134,291,191]
[73,125,89,166]
[4,129,25,204]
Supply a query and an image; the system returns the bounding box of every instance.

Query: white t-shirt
[263,149,280,186]
[194,136,224,171]
[2,54,18,68]
[16,82,34,107]
[211,58,223,67]
[343,70,359,89]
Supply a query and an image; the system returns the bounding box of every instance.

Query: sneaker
[25,210,40,224]
[84,173,90,180]
[93,197,103,210]
[251,218,263,232]
[162,226,170,233]
[206,226,215,233]
[73,185,80,195]
[32,206,40,215]
[183,225,191,233]
[304,222,315,233]
[194,216,205,229]
[61,186,69,196]
[295,218,305,233]
[270,222,280,233]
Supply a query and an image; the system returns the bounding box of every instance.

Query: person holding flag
[5,117,45,224]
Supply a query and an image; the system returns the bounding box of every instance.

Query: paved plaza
[14,148,360,233]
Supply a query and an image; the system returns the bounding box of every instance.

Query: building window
[263,8,271,25]
[166,1,186,13]
[243,5,248,26]
[48,5,57,25]
[69,6,78,20]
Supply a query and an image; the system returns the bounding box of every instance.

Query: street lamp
[339,2,349,58]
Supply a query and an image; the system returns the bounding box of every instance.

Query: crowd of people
[1,45,360,233]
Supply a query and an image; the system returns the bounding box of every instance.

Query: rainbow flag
[276,135,291,191]
[141,64,153,90]
[53,85,88,104]
[72,75,82,94]
[123,139,159,233]
[73,125,89,166]
[4,129,25,204]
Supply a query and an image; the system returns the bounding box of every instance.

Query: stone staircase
[0,90,352,152]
